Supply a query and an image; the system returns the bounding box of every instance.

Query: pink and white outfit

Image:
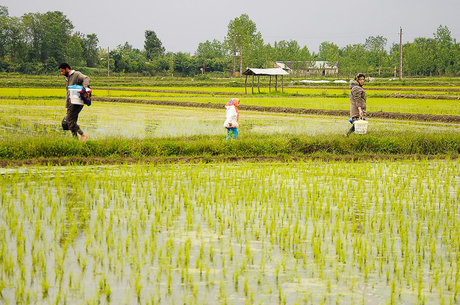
[223,98,239,140]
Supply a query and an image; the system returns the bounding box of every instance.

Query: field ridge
[1,133,458,166]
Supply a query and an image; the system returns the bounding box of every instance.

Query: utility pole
[239,45,243,77]
[399,27,403,81]
[107,47,110,77]
[232,35,236,78]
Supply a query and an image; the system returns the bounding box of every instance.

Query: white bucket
[354,120,368,134]
[68,85,84,105]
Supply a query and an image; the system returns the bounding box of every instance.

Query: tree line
[0,7,458,77]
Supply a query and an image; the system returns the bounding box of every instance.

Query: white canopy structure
[242,68,289,94]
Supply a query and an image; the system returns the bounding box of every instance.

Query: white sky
[2,0,459,54]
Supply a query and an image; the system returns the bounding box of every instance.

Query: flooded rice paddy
[0,99,458,140]
[0,160,458,304]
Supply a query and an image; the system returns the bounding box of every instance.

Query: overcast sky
[2,0,459,54]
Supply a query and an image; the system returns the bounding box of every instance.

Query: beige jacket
[349,80,366,117]
[64,70,90,108]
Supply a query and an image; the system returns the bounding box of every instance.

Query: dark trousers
[66,104,84,137]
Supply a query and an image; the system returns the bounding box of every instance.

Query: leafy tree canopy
[144,30,165,60]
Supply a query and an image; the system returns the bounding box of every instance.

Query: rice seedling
[0,93,459,144]
[0,159,458,304]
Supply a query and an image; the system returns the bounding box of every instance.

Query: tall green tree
[299,46,311,61]
[453,41,460,76]
[195,39,225,59]
[0,5,9,58]
[22,11,73,64]
[403,38,437,76]
[434,25,455,75]
[338,43,368,77]
[5,16,24,72]
[0,7,25,72]
[41,11,73,63]
[224,14,264,73]
[65,34,84,67]
[111,42,147,73]
[144,30,165,61]
[364,35,388,75]
[21,12,43,62]
[318,41,339,64]
[265,40,310,70]
[271,40,305,61]
[195,39,226,73]
[0,6,7,18]
[173,52,199,75]
[77,32,99,67]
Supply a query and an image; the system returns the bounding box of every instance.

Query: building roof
[275,62,286,69]
[275,62,292,71]
[243,68,290,76]
[309,61,338,69]
[276,60,338,70]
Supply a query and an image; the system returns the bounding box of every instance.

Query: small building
[308,61,339,76]
[274,61,292,73]
[243,68,289,94]
[276,61,338,76]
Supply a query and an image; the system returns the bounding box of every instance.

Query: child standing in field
[223,98,239,140]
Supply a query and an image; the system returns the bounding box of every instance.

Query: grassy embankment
[0,132,458,165]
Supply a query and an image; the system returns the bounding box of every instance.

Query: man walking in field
[59,62,90,142]
[346,73,367,137]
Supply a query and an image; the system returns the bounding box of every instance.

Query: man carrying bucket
[58,62,90,142]
[346,73,367,137]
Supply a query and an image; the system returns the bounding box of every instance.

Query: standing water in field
[0,159,458,304]
[0,100,458,140]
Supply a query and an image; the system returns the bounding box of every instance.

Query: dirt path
[96,86,460,93]
[383,93,460,100]
[94,87,460,99]
[93,87,241,96]
[93,97,460,123]
[290,86,460,92]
